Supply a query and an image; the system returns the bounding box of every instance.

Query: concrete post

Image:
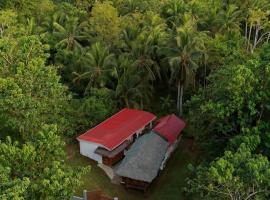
[83,190,87,200]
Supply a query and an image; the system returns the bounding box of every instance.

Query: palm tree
[122,25,158,79]
[246,7,270,52]
[232,0,270,52]
[115,65,152,108]
[117,0,145,14]
[168,14,207,115]
[53,16,87,51]
[131,43,160,81]
[123,13,168,81]
[190,0,221,35]
[56,47,89,93]
[122,27,141,51]
[161,0,186,28]
[215,4,242,33]
[73,43,115,95]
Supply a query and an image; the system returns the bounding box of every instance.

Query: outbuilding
[153,114,186,169]
[116,114,186,191]
[116,132,168,191]
[77,108,156,166]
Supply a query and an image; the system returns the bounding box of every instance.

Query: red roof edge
[153,114,186,144]
[77,108,157,150]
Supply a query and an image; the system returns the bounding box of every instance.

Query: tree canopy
[0,125,88,199]
[1,0,270,199]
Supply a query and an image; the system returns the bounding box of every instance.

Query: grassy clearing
[67,138,198,200]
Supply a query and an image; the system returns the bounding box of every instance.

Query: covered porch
[95,141,131,166]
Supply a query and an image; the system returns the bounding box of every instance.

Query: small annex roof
[77,108,156,151]
[153,114,186,144]
[116,132,168,183]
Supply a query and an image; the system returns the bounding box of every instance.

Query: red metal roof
[153,114,186,144]
[77,108,156,150]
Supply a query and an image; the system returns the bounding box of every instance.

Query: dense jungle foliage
[1,0,270,199]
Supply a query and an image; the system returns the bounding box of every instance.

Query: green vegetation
[0,126,88,199]
[1,0,270,199]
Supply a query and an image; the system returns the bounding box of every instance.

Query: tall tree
[232,0,270,52]
[187,144,270,200]
[89,1,122,47]
[215,4,241,33]
[161,0,187,28]
[73,42,115,94]
[75,88,116,131]
[0,125,88,199]
[129,12,168,81]
[0,166,30,200]
[0,35,72,137]
[168,14,207,115]
[53,16,86,51]
[187,44,270,155]
[115,64,152,108]
[0,10,18,38]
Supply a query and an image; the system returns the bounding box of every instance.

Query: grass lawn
[67,138,199,200]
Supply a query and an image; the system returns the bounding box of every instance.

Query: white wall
[160,136,182,170]
[79,140,102,163]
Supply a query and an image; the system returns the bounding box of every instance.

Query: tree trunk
[0,27,3,38]
[252,25,259,53]
[267,32,270,42]
[179,84,184,116]
[204,62,207,91]
[177,80,180,111]
[247,23,253,51]
[245,21,248,46]
[124,96,130,108]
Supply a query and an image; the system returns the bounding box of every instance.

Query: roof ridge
[77,108,156,150]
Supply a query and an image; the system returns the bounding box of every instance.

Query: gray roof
[116,132,168,183]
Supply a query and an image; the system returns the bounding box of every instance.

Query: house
[115,132,168,191]
[116,114,186,191]
[77,108,156,166]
